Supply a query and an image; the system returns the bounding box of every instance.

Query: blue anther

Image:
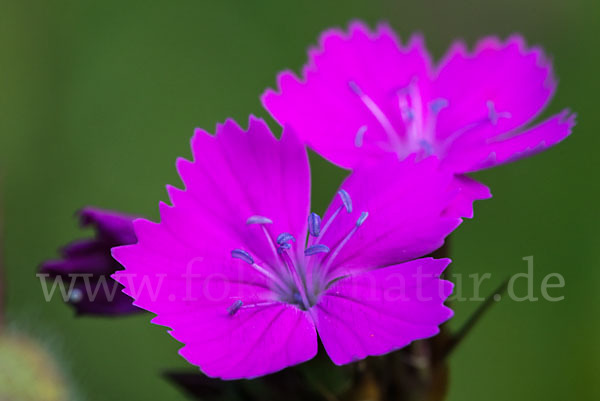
[430,98,449,114]
[304,244,330,256]
[276,232,296,246]
[277,243,291,253]
[308,212,322,237]
[228,300,243,316]
[419,139,434,155]
[402,107,415,121]
[356,211,369,227]
[293,292,303,304]
[354,125,367,148]
[231,249,254,265]
[246,215,273,225]
[338,189,353,213]
[348,80,363,95]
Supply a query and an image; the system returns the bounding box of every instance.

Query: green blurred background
[1,0,598,400]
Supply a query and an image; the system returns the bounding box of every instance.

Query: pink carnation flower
[112,117,488,379]
[262,21,575,173]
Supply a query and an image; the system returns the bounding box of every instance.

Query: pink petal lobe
[262,22,434,168]
[315,258,453,365]
[176,304,317,380]
[443,110,575,173]
[434,35,555,143]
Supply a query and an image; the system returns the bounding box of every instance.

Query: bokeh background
[1,0,598,400]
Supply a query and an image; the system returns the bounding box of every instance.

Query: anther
[304,244,330,256]
[231,249,254,264]
[276,232,295,246]
[356,211,369,227]
[246,215,273,225]
[338,189,353,213]
[354,125,367,148]
[419,139,434,155]
[348,80,403,155]
[348,80,363,95]
[228,300,243,316]
[308,213,322,237]
[401,107,415,121]
[277,243,291,253]
[430,98,449,114]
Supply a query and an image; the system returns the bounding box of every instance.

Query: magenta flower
[112,117,488,379]
[39,208,140,315]
[262,22,575,173]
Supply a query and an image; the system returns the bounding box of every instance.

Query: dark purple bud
[38,207,141,316]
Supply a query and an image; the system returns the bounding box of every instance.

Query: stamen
[401,106,415,121]
[348,81,403,153]
[354,125,367,148]
[442,101,512,149]
[348,80,362,95]
[309,190,353,248]
[304,244,330,256]
[276,232,295,246]
[487,101,511,126]
[308,212,322,237]
[277,243,291,252]
[338,189,353,213]
[321,211,369,276]
[258,225,280,263]
[279,249,311,310]
[430,98,449,114]
[231,249,289,290]
[356,211,369,227]
[419,139,434,155]
[314,206,342,243]
[231,249,253,264]
[246,215,273,225]
[228,299,243,315]
[293,292,303,304]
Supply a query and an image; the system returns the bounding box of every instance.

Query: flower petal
[443,110,575,173]
[262,21,434,168]
[442,175,492,219]
[434,35,555,144]
[176,304,317,379]
[173,117,310,268]
[315,156,485,279]
[315,258,453,365]
[112,239,317,379]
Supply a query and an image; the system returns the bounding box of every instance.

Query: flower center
[227,190,368,314]
[348,78,511,160]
